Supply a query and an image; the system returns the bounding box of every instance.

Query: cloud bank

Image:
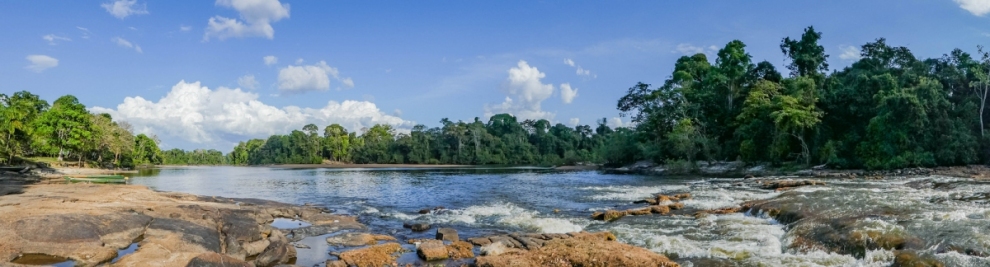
[91,80,413,149]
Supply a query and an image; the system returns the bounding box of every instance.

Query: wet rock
[293,243,310,249]
[326,233,396,247]
[409,223,430,231]
[489,235,524,249]
[338,243,402,267]
[760,179,825,190]
[668,202,685,210]
[185,252,252,267]
[436,227,459,241]
[447,241,474,259]
[603,210,625,221]
[893,250,945,267]
[467,237,492,246]
[625,207,652,216]
[253,230,296,267]
[416,240,448,261]
[476,232,678,267]
[650,205,671,215]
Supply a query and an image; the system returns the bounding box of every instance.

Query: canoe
[65,175,127,179]
[64,176,128,184]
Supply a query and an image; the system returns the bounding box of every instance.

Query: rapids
[128,167,990,266]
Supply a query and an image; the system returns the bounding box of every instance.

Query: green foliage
[615,26,988,169]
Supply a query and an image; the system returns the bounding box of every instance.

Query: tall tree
[781,26,829,77]
[33,95,91,162]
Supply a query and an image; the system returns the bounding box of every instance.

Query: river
[127,166,990,267]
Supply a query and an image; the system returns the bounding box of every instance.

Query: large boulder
[436,227,459,242]
[475,232,678,267]
[337,243,403,267]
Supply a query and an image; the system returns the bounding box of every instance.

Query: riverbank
[0,177,678,266]
[605,160,990,179]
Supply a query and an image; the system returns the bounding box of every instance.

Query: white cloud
[838,45,862,61]
[674,43,718,56]
[484,60,556,121]
[563,58,594,78]
[129,26,138,31]
[295,58,304,64]
[277,61,354,93]
[42,34,71,45]
[956,0,990,16]
[238,75,259,90]
[111,37,142,53]
[609,117,628,128]
[576,66,591,77]
[77,27,91,39]
[263,55,278,66]
[341,77,355,88]
[204,0,290,41]
[180,25,192,32]
[101,0,148,19]
[569,118,580,127]
[91,80,413,149]
[25,55,58,73]
[560,83,578,104]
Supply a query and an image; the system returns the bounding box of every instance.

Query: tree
[133,134,162,165]
[33,95,92,162]
[972,46,990,137]
[781,26,829,77]
[0,91,48,163]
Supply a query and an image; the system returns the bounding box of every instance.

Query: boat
[64,175,128,184]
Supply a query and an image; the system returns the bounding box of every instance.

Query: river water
[128,166,990,267]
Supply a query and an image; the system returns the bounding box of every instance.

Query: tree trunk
[57,147,64,162]
[982,69,988,137]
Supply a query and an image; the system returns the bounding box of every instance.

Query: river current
[128,166,990,267]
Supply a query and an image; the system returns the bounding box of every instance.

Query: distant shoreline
[156,163,601,171]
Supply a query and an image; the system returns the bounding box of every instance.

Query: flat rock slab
[0,184,365,267]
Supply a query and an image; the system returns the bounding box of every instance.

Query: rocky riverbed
[0,183,679,266]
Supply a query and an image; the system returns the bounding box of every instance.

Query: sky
[4,0,990,150]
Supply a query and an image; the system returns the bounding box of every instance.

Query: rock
[409,223,430,231]
[185,252,253,267]
[626,208,652,216]
[603,210,625,221]
[325,260,348,267]
[893,251,945,267]
[633,198,659,205]
[326,233,396,247]
[436,227,459,241]
[650,205,671,215]
[489,235,524,249]
[293,243,310,249]
[467,237,492,246]
[475,232,678,267]
[253,230,296,267]
[672,193,691,199]
[418,209,430,214]
[668,202,685,210]
[416,240,449,261]
[480,241,522,256]
[760,179,825,190]
[447,241,475,259]
[338,243,402,267]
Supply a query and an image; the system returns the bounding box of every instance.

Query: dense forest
[4,26,989,170]
[0,93,162,167]
[618,26,990,169]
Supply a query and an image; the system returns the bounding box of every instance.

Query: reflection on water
[129,167,990,266]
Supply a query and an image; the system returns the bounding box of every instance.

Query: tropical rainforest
[2,27,989,170]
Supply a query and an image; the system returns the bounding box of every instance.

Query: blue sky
[4,0,990,150]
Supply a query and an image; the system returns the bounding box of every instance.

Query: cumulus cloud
[263,55,278,66]
[609,117,629,128]
[484,60,556,121]
[43,34,71,45]
[101,0,148,19]
[111,37,142,53]
[238,75,259,90]
[560,83,578,104]
[569,118,580,127]
[956,0,990,16]
[25,55,58,73]
[204,0,290,41]
[277,61,353,93]
[91,80,413,149]
[838,45,862,61]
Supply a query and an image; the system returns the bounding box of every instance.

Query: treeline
[616,26,990,169]
[0,93,162,167]
[225,115,620,166]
